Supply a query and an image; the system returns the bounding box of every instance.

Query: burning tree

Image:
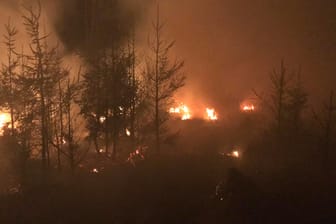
[145,4,185,152]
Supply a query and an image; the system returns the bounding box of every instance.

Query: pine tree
[22,1,66,169]
[0,18,19,136]
[146,4,185,152]
[80,48,132,159]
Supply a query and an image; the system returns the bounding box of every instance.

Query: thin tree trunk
[130,26,136,148]
[57,81,63,171]
[323,92,334,171]
[155,4,160,153]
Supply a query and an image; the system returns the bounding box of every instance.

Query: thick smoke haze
[0,0,335,114]
[156,0,336,112]
[0,0,152,52]
[53,0,152,52]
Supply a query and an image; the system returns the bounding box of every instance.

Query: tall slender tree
[254,60,304,135]
[22,1,66,169]
[146,4,185,152]
[80,48,132,159]
[313,91,336,171]
[1,19,19,136]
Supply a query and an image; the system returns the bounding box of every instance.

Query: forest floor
[1,153,335,224]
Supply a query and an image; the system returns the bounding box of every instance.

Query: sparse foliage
[313,91,336,170]
[145,4,185,152]
[254,60,307,135]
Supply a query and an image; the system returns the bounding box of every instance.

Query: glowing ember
[127,147,145,166]
[226,150,240,158]
[242,104,255,112]
[169,104,192,120]
[92,168,99,173]
[126,128,131,136]
[232,150,239,158]
[206,108,218,120]
[99,116,106,123]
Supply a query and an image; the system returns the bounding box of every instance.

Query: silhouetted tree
[313,91,336,171]
[22,1,66,169]
[0,19,19,137]
[287,70,308,133]
[66,74,84,171]
[145,4,185,152]
[80,49,132,159]
[127,26,137,147]
[0,20,30,186]
[254,61,307,136]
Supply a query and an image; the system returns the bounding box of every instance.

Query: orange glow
[205,108,218,120]
[99,116,106,123]
[241,102,256,112]
[232,150,239,158]
[169,104,192,120]
[0,113,11,136]
[126,128,131,136]
[226,150,240,158]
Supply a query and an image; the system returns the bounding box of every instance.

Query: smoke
[156,0,336,112]
[0,0,152,54]
[50,0,152,53]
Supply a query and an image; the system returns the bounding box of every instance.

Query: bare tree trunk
[4,19,18,136]
[276,60,286,134]
[105,108,109,155]
[57,81,63,170]
[93,133,99,154]
[39,51,48,170]
[67,78,75,172]
[8,51,15,136]
[155,4,160,153]
[323,92,334,170]
[130,26,136,148]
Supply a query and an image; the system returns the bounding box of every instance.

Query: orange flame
[169,104,192,120]
[0,113,11,136]
[241,101,256,112]
[206,108,218,120]
[242,104,255,112]
[92,168,99,173]
[226,150,240,158]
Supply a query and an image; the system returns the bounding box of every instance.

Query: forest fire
[241,102,256,112]
[205,108,218,120]
[169,104,191,120]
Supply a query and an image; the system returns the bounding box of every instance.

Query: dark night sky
[0,0,335,112]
